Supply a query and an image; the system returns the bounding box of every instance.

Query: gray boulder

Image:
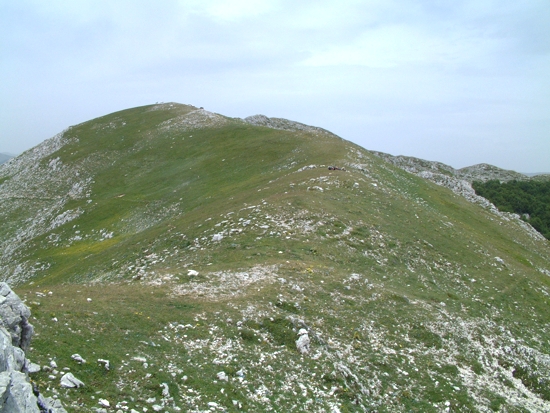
[296,328,310,354]
[60,372,84,388]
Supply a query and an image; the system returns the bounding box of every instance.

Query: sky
[1,0,549,172]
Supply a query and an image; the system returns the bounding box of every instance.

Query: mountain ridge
[1,103,549,412]
[370,151,529,183]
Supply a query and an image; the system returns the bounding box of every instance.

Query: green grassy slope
[1,103,549,412]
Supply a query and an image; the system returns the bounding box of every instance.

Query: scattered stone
[25,362,41,374]
[97,358,110,370]
[296,328,310,354]
[188,270,199,276]
[60,372,84,388]
[71,354,86,364]
[216,371,228,381]
[160,382,170,397]
[98,399,110,407]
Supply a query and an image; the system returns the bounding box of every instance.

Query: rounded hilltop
[1,103,549,412]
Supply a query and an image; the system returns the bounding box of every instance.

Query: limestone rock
[60,372,85,388]
[98,398,110,407]
[0,283,66,412]
[98,358,110,370]
[43,397,67,413]
[216,371,228,381]
[25,362,41,374]
[296,329,310,354]
[0,371,39,412]
[160,382,170,397]
[0,327,26,372]
[0,282,34,351]
[0,291,65,411]
[71,353,86,364]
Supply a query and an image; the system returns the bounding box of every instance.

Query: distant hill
[0,153,14,164]
[1,103,549,412]
[371,151,528,183]
[525,172,550,179]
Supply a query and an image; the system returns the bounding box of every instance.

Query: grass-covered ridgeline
[0,103,548,411]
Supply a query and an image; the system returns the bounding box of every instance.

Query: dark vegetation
[473,179,550,240]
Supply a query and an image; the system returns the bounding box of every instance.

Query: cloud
[192,0,277,21]
[302,25,472,69]
[0,0,548,171]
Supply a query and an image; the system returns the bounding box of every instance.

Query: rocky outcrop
[0,283,34,352]
[0,327,37,412]
[370,151,527,183]
[0,282,66,413]
[243,114,335,136]
[458,163,527,182]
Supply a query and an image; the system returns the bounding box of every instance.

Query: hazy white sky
[1,0,549,171]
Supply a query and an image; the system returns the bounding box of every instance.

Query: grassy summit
[1,103,549,411]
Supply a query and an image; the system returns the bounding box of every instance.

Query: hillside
[370,152,550,241]
[0,103,549,412]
